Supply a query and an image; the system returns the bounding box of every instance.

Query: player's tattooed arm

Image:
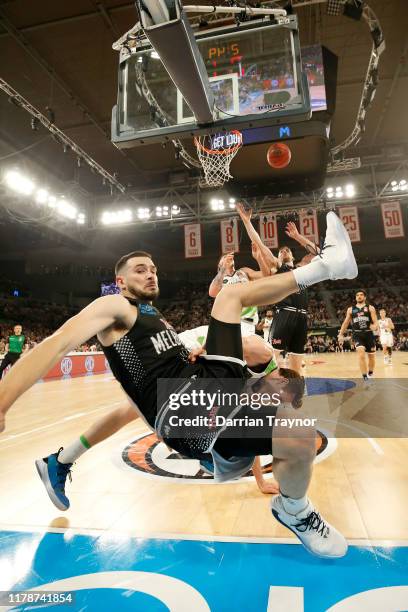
[209,253,233,297]
[338,307,352,341]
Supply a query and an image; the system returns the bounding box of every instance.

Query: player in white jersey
[209,250,263,336]
[378,308,395,364]
[258,309,274,341]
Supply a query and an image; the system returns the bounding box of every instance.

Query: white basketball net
[194,130,243,188]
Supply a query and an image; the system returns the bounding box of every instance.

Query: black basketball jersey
[351,304,374,333]
[276,263,309,311]
[102,299,190,427]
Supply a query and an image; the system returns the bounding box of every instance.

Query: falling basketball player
[338,290,378,379]
[378,308,395,365]
[237,204,319,375]
[0,212,358,558]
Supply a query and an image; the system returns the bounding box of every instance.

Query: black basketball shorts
[269,309,308,355]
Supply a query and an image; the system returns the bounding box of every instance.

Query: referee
[0,324,27,378]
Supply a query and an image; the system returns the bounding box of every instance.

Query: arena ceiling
[0,0,407,254]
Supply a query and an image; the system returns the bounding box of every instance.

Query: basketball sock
[280,492,308,515]
[58,435,91,464]
[292,258,328,290]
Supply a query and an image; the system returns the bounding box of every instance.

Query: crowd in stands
[1,262,408,354]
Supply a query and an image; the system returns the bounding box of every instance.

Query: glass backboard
[112,16,312,147]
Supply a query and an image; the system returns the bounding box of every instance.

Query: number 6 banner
[184,223,202,258]
[381,201,405,239]
[220,218,239,253]
[338,206,361,242]
[298,210,319,244]
[259,213,278,249]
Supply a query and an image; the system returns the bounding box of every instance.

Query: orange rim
[194,130,243,156]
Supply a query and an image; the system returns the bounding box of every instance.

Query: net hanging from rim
[194,130,243,188]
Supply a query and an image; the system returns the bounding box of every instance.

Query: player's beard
[127,285,160,301]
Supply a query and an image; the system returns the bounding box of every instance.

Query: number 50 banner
[259,213,278,249]
[184,223,202,258]
[338,206,361,242]
[298,210,319,244]
[381,201,405,239]
[220,218,239,253]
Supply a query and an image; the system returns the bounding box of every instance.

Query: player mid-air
[0,212,358,558]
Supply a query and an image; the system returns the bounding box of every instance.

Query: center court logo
[60,357,73,376]
[121,431,336,483]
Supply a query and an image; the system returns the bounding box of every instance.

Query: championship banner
[338,206,361,242]
[298,209,319,244]
[381,201,405,239]
[259,213,278,249]
[184,223,202,258]
[220,218,239,253]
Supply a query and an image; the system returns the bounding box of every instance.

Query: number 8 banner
[220,218,239,253]
[184,223,202,258]
[338,206,361,242]
[259,213,278,249]
[381,201,405,239]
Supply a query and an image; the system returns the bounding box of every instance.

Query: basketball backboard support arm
[136,0,215,124]
[111,15,312,148]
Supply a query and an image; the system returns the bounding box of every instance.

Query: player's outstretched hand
[236,202,252,223]
[258,479,280,495]
[285,221,301,240]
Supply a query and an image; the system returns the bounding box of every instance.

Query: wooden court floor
[1,352,407,543]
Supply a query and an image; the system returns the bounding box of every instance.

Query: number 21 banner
[381,201,405,239]
[259,213,278,249]
[184,223,202,258]
[338,206,361,242]
[298,210,319,244]
[220,218,239,253]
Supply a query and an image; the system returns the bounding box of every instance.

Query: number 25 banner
[259,213,278,249]
[220,218,239,253]
[184,223,202,258]
[298,210,319,244]
[381,201,405,239]
[338,206,361,242]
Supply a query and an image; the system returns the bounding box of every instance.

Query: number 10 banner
[220,218,239,253]
[338,206,361,242]
[259,213,278,249]
[298,210,319,244]
[381,201,405,239]
[184,223,202,258]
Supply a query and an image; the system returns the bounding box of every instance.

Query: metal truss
[0,78,126,193]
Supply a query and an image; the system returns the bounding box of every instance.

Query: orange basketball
[267,142,291,169]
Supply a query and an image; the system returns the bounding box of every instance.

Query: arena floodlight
[47,195,57,208]
[35,188,49,204]
[171,205,180,215]
[5,170,35,196]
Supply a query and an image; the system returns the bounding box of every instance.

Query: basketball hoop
[194,130,243,188]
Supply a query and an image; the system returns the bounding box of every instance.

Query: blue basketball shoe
[199,455,214,476]
[35,448,72,511]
